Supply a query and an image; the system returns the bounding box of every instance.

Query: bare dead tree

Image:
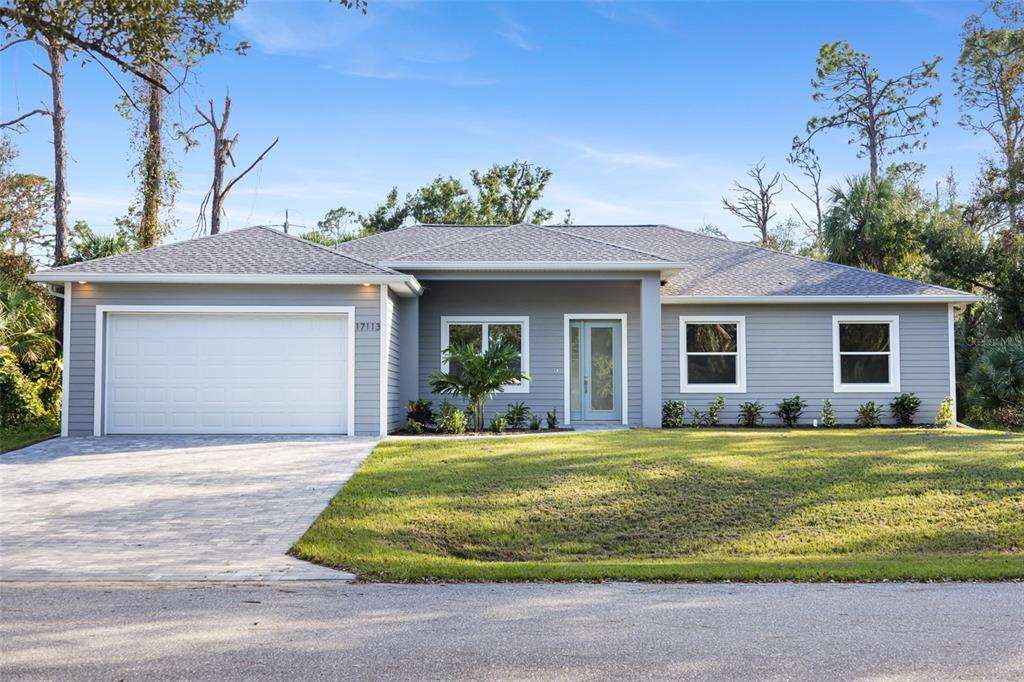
[786,144,825,256]
[721,161,783,245]
[189,96,278,235]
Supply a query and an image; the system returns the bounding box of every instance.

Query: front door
[569,320,622,422]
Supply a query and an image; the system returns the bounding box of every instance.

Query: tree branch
[0,7,170,92]
[221,137,279,199]
[0,108,50,129]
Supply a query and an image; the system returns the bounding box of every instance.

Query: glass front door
[569,320,622,422]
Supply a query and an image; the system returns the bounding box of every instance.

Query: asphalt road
[2,581,1022,681]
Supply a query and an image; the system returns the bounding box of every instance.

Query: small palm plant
[429,342,531,432]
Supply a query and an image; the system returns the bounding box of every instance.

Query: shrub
[489,414,507,433]
[30,357,62,417]
[505,401,531,430]
[706,396,726,426]
[821,399,837,427]
[662,400,686,428]
[737,400,764,427]
[968,334,1024,420]
[546,408,559,430]
[437,400,468,435]
[688,406,706,427]
[889,392,921,427]
[404,418,423,435]
[855,401,883,427]
[991,405,1024,429]
[773,396,807,427]
[0,352,45,427]
[935,396,955,427]
[529,415,542,431]
[430,342,531,431]
[406,399,434,427]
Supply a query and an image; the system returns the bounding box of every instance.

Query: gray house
[30,223,980,437]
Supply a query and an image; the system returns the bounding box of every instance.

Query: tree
[189,96,278,235]
[823,175,926,278]
[0,138,53,260]
[955,0,1024,233]
[786,144,825,256]
[300,206,360,246]
[406,161,557,225]
[721,161,783,245]
[429,342,531,432]
[800,41,942,182]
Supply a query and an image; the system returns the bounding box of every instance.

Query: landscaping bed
[293,428,1024,582]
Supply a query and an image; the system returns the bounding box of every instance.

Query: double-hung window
[441,316,529,393]
[679,316,746,392]
[832,315,900,392]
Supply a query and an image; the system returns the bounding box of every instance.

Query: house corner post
[640,274,662,428]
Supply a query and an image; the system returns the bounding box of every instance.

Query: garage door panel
[105,312,348,435]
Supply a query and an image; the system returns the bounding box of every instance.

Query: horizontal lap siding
[661,303,951,426]
[417,280,643,426]
[67,283,382,437]
[387,289,403,433]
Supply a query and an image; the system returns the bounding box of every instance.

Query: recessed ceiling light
[77,281,87,284]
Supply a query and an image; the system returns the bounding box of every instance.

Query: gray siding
[417,280,643,425]
[386,288,403,433]
[67,283,383,437]
[662,303,952,425]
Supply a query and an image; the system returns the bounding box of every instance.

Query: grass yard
[293,428,1024,582]
[1,415,59,454]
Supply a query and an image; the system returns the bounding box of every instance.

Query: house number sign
[356,322,381,332]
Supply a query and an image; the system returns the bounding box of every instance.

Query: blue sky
[0,0,989,242]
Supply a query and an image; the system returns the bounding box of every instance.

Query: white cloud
[559,139,676,169]
[495,13,533,51]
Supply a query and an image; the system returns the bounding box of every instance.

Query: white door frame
[563,313,628,426]
[94,305,357,436]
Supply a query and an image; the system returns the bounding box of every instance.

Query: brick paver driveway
[0,436,377,581]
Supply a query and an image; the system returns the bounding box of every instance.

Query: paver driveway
[0,436,377,581]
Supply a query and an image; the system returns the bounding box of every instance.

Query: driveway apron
[0,436,376,581]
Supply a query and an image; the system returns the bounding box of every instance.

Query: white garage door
[104,312,349,434]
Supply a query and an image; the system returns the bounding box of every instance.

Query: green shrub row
[404,399,560,435]
[0,352,61,428]
[662,392,944,428]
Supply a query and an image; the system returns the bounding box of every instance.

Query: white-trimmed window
[679,316,746,393]
[832,315,900,392]
[441,316,530,393]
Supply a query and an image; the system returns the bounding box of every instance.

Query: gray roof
[339,222,974,298]
[375,223,674,264]
[39,226,398,277]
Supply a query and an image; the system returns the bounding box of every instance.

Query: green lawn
[293,428,1024,582]
[1,415,59,454]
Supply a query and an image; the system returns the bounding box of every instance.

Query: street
[2,581,1021,681]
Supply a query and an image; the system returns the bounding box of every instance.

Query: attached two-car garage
[100,308,353,435]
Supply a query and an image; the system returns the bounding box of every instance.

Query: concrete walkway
[0,436,376,581]
[1,581,1021,681]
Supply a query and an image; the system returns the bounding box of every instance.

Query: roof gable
[34,226,398,278]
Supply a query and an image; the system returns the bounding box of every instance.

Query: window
[441,316,529,393]
[679,316,746,392]
[833,316,900,392]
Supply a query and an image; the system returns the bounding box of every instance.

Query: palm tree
[0,274,56,366]
[429,342,531,431]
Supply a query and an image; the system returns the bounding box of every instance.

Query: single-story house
[30,223,980,437]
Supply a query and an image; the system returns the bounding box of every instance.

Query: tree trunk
[47,40,67,354]
[47,41,67,265]
[138,63,164,248]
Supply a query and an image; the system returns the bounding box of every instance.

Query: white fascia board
[660,294,983,305]
[381,261,686,273]
[28,271,418,287]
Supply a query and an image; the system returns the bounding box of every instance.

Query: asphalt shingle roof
[548,225,969,297]
[41,226,398,277]
[339,222,973,298]
[376,223,674,263]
